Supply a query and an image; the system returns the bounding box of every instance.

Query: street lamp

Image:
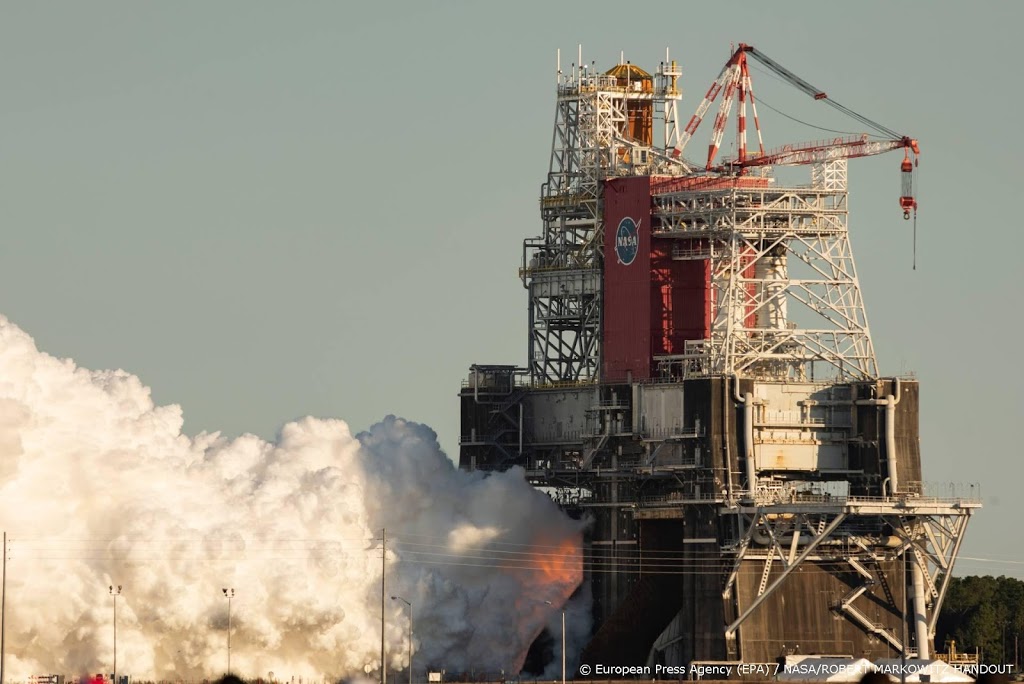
[109,585,121,684]
[222,588,235,675]
[545,601,566,684]
[391,596,412,684]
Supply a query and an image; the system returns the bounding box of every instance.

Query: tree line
[937,575,1024,665]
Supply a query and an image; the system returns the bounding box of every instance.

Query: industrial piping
[885,397,897,494]
[855,380,929,657]
[743,393,755,499]
[732,379,757,499]
[854,378,901,495]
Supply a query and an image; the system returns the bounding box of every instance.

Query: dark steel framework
[461,45,976,672]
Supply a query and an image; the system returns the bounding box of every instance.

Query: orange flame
[534,536,583,585]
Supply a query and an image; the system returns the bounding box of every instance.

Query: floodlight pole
[2,531,8,684]
[545,600,566,684]
[392,596,412,684]
[222,588,235,675]
[109,585,122,684]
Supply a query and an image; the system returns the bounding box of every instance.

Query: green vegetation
[937,576,1024,665]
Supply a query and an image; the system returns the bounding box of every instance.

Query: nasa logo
[615,217,639,265]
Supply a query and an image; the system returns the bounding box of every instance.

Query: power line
[8,535,1023,578]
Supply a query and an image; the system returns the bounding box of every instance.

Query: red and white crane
[671,43,919,220]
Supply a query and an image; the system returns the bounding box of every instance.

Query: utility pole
[560,608,566,684]
[222,588,235,675]
[544,600,566,684]
[381,529,386,684]
[1005,621,1009,666]
[1,531,7,684]
[109,585,122,684]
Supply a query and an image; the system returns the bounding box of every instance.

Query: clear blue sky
[0,1,1019,576]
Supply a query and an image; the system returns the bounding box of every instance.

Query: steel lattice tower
[651,159,878,382]
[523,51,685,384]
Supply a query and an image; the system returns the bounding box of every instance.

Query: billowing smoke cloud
[0,316,584,680]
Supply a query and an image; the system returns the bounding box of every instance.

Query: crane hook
[899,151,916,220]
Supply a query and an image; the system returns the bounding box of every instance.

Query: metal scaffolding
[721,494,979,661]
[651,160,878,381]
[462,43,970,671]
[523,52,686,384]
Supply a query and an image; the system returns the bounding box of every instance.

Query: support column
[912,559,930,659]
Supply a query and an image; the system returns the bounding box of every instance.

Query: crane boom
[740,45,827,102]
[730,134,919,169]
[673,42,920,220]
[670,60,740,160]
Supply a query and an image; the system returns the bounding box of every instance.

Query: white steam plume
[0,316,583,680]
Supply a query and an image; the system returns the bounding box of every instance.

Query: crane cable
[747,92,866,137]
[749,64,894,139]
[748,64,869,137]
[745,47,903,139]
[913,162,920,270]
[748,58,919,269]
